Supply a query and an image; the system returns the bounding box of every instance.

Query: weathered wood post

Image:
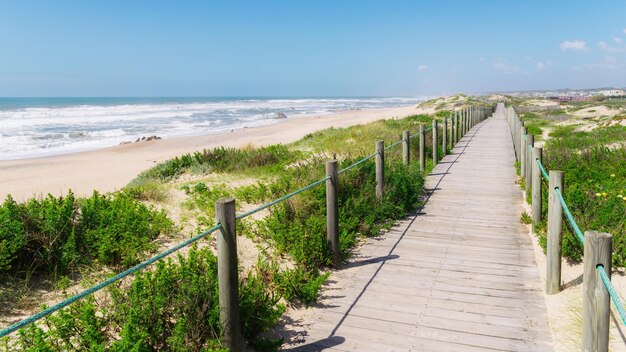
[449,113,454,150]
[215,198,242,352]
[326,160,339,267]
[520,128,527,179]
[432,119,438,163]
[402,130,410,166]
[419,124,425,172]
[442,116,447,156]
[531,146,543,223]
[546,170,563,294]
[582,231,613,352]
[460,109,465,137]
[525,135,534,193]
[452,111,459,147]
[376,140,384,199]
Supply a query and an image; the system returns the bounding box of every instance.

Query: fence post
[546,170,563,294]
[376,140,384,199]
[326,160,340,267]
[531,146,542,223]
[442,116,447,157]
[582,231,613,352]
[520,128,527,180]
[452,111,459,144]
[215,198,242,352]
[525,135,534,194]
[432,119,438,163]
[460,109,465,137]
[419,124,425,172]
[402,130,410,166]
[449,113,454,150]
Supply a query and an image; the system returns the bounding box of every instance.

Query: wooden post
[419,124,425,172]
[520,128,527,179]
[376,140,384,199]
[460,109,465,137]
[326,160,339,267]
[582,231,613,352]
[448,113,454,150]
[525,135,534,193]
[432,119,438,163]
[215,198,242,351]
[452,111,459,144]
[442,116,447,156]
[402,130,410,166]
[546,170,563,294]
[531,146,543,223]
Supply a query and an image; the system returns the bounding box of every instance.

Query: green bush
[0,191,174,276]
[79,192,174,268]
[3,246,283,351]
[135,145,303,182]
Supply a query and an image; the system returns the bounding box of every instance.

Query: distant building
[598,89,625,97]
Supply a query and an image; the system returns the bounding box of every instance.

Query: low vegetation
[516,102,626,267]
[1,100,467,350]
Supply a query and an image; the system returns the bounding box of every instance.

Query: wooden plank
[275,105,554,351]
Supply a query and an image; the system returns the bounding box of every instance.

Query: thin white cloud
[560,40,590,52]
[536,62,546,72]
[624,28,626,34]
[571,56,624,72]
[599,41,624,52]
[613,36,624,45]
[418,65,428,71]
[492,60,525,75]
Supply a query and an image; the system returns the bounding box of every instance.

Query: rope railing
[384,139,404,151]
[508,103,626,349]
[236,176,330,219]
[338,152,378,174]
[554,187,585,244]
[0,108,489,344]
[0,223,223,338]
[598,265,626,325]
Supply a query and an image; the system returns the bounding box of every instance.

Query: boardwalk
[283,104,554,351]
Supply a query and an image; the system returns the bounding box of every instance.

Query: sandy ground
[572,105,621,119]
[0,104,422,202]
[520,190,626,352]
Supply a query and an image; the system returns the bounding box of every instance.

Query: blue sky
[0,0,625,97]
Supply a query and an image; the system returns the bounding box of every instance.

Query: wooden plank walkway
[279,104,554,351]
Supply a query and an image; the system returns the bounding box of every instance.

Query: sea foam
[0,97,425,160]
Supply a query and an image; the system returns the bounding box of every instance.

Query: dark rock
[275,112,288,119]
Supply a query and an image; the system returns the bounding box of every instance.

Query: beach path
[279,104,554,351]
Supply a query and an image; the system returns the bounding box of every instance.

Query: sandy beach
[0,104,420,201]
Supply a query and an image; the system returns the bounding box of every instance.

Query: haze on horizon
[0,0,625,97]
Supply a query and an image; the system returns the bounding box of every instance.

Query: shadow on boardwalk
[273,106,554,352]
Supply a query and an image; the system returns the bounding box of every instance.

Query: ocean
[0,97,426,160]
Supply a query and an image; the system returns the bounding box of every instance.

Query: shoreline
[0,104,422,201]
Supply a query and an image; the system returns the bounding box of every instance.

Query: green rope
[536,158,550,181]
[338,152,377,174]
[554,188,585,244]
[0,224,223,338]
[597,265,626,325]
[409,126,434,139]
[236,176,330,219]
[384,139,403,151]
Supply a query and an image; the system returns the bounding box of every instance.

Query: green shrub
[79,191,174,268]
[3,246,283,351]
[0,196,26,272]
[135,145,302,182]
[0,191,174,276]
